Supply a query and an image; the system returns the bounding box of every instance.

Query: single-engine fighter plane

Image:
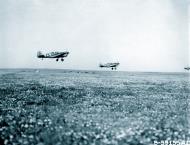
[37,51,69,62]
[184,67,190,71]
[99,62,120,70]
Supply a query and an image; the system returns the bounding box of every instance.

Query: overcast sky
[0,0,189,72]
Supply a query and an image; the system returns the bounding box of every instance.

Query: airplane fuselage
[37,51,69,61]
[99,62,120,70]
[184,67,190,71]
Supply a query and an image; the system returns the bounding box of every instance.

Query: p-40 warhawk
[184,67,190,71]
[99,62,120,70]
[37,51,69,62]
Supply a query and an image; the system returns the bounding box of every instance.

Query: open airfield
[0,69,190,145]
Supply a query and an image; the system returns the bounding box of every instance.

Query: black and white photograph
[0,0,189,144]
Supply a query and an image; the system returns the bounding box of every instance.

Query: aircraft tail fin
[37,51,44,58]
[99,63,103,67]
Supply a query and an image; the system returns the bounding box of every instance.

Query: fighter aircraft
[37,51,69,62]
[99,62,120,70]
[184,67,190,71]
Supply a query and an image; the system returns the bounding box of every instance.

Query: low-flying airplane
[99,62,120,70]
[184,67,190,71]
[37,51,69,62]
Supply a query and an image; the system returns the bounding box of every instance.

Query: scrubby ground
[0,69,190,145]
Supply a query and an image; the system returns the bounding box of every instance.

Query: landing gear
[56,58,64,62]
[112,68,113,70]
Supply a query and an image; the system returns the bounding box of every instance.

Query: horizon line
[0,67,188,74]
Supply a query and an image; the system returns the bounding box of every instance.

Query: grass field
[0,69,190,145]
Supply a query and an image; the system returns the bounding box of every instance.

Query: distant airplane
[37,51,69,62]
[184,67,190,71]
[99,62,120,70]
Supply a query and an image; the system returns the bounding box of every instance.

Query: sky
[0,0,189,72]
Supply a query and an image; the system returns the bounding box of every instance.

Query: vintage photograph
[0,0,189,144]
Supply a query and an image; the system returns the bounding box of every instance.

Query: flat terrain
[0,69,190,145]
